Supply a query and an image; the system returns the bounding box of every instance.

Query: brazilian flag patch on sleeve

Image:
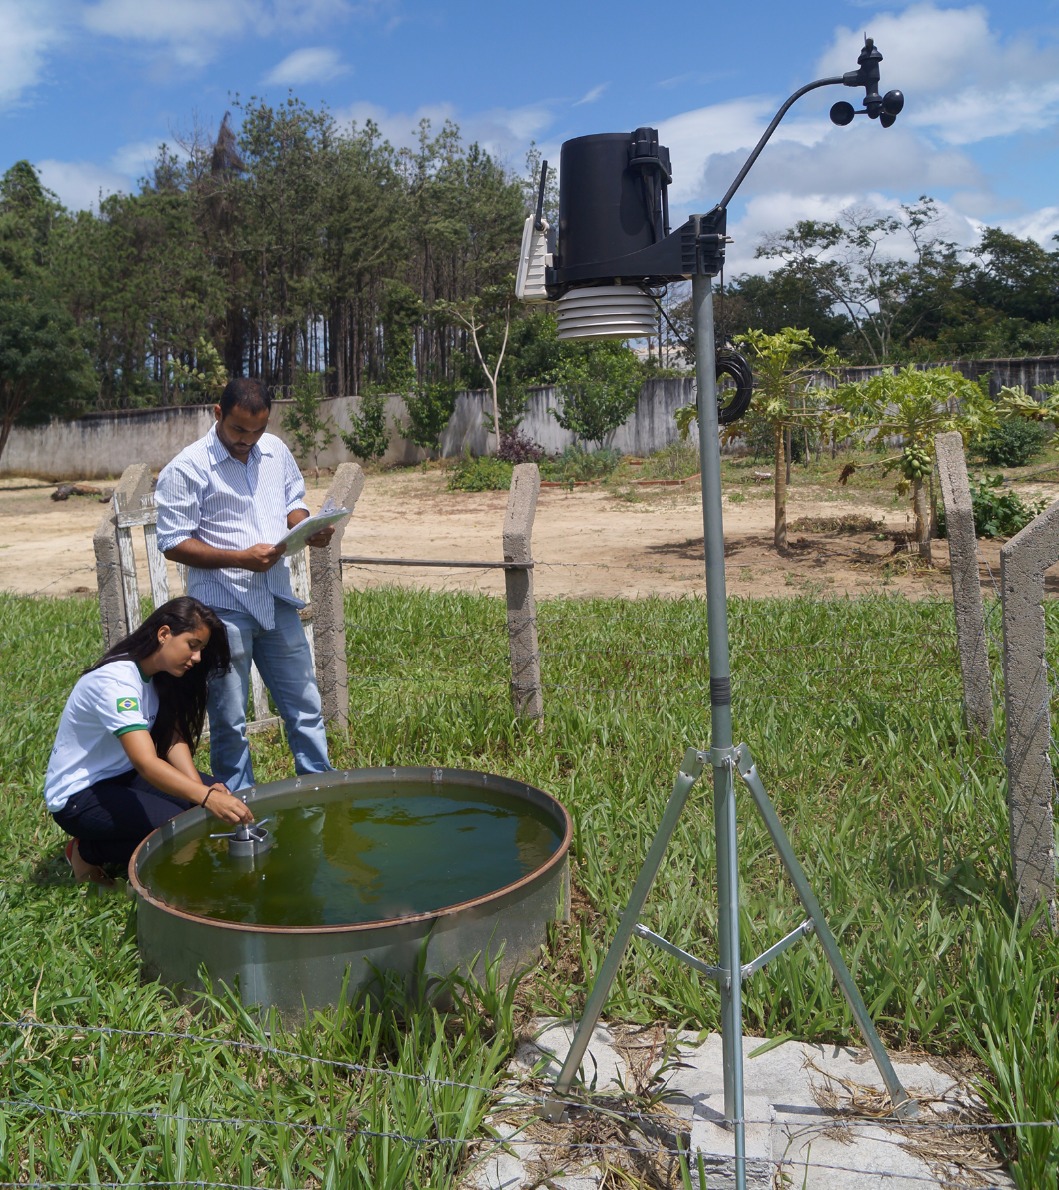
[116,696,141,713]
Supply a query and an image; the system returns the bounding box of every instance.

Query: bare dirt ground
[3,465,1050,604]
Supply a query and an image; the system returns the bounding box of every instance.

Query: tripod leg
[541,748,705,1120]
[734,744,917,1119]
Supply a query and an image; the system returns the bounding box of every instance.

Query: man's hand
[239,543,285,572]
[306,525,335,549]
[163,538,284,573]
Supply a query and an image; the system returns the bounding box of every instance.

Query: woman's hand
[202,784,254,825]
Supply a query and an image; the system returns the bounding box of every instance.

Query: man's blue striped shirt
[155,425,309,630]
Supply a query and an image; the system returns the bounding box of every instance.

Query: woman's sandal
[64,839,115,888]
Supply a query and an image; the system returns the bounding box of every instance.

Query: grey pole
[693,273,746,1177]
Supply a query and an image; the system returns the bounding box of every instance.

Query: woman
[45,596,254,886]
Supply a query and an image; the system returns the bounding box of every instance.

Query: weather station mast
[515,39,910,1190]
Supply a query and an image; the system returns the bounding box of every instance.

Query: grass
[3,589,1059,1186]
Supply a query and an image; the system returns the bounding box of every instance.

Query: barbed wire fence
[0,1020,1020,1189]
[1,456,1053,1187]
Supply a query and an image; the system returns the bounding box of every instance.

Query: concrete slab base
[460,1019,1013,1189]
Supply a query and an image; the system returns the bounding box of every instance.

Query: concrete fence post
[934,432,994,736]
[1001,499,1059,930]
[309,463,365,733]
[92,463,154,649]
[503,463,543,721]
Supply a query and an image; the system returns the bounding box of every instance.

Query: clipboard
[276,508,348,553]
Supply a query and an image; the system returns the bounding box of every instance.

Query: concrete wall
[7,351,1053,480]
[816,356,1059,398]
[0,379,697,480]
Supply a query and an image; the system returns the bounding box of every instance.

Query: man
[155,377,334,790]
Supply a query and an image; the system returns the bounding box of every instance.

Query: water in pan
[138,782,564,928]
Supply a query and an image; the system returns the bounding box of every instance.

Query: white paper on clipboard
[276,508,348,553]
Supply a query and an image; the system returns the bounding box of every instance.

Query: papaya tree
[834,365,995,559]
[994,382,1059,441]
[677,326,838,552]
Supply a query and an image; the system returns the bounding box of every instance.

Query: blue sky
[1,0,1057,275]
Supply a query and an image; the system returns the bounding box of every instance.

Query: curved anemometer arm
[713,37,904,218]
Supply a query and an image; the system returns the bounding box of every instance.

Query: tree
[0,275,95,464]
[169,335,227,403]
[834,365,995,558]
[969,228,1059,326]
[403,379,459,454]
[340,391,390,462]
[993,382,1059,449]
[552,340,644,449]
[0,161,96,462]
[757,197,957,364]
[235,96,334,388]
[499,307,561,403]
[435,282,513,450]
[720,271,852,351]
[678,328,839,551]
[714,328,837,552]
[282,370,336,476]
[319,123,408,395]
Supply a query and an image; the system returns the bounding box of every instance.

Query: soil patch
[0,467,1046,603]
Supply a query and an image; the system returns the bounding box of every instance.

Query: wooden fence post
[1001,500,1059,930]
[504,463,543,721]
[92,463,154,649]
[309,463,365,733]
[934,431,994,736]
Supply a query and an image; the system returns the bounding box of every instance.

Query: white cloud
[574,84,608,107]
[1008,205,1059,247]
[109,140,170,182]
[35,158,130,211]
[81,0,361,66]
[693,124,982,214]
[334,99,554,166]
[816,3,1059,146]
[657,97,796,205]
[82,0,255,63]
[336,99,458,149]
[915,79,1059,145]
[0,0,64,109]
[264,47,348,86]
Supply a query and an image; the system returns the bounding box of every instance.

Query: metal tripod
[541,274,916,1187]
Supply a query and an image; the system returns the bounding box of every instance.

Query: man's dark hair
[219,377,272,418]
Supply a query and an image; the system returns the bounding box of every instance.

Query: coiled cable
[715,346,754,424]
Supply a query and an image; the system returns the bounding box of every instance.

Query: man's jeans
[208,601,332,791]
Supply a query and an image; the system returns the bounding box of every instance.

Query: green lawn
[2,588,1057,1187]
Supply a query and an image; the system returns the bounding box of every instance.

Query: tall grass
[2,589,1057,1186]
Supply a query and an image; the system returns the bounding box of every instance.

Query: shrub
[973,419,1049,467]
[636,442,700,480]
[404,380,458,453]
[282,370,336,475]
[552,340,644,447]
[539,445,622,484]
[447,454,514,492]
[936,473,1047,539]
[497,429,544,464]
[341,391,390,462]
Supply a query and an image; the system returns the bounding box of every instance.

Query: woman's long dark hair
[87,596,230,755]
